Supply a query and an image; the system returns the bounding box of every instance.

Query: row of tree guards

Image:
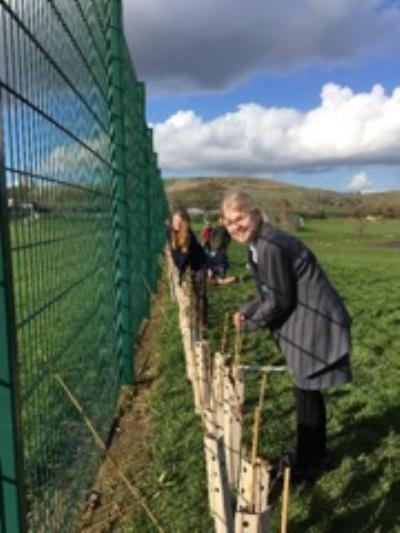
[167,252,291,533]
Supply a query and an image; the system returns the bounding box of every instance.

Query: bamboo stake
[250,408,261,476]
[239,364,287,374]
[258,373,267,411]
[220,312,229,354]
[280,467,291,533]
[234,327,241,367]
[251,373,267,463]
[43,356,164,533]
[249,373,267,513]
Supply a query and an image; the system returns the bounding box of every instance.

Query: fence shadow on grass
[333,404,400,461]
[291,467,400,533]
[290,405,400,532]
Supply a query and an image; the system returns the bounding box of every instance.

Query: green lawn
[126,217,400,532]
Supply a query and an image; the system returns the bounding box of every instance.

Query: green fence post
[0,92,26,532]
[107,0,133,383]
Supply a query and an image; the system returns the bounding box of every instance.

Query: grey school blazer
[240,223,352,390]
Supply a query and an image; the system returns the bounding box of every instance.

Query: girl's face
[172,213,183,231]
[223,208,258,243]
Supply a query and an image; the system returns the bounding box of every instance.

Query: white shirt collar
[249,242,258,264]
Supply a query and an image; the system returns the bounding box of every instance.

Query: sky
[123,0,400,193]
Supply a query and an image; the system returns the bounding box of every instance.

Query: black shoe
[314,455,333,472]
[272,452,327,484]
[268,452,294,482]
[291,464,319,484]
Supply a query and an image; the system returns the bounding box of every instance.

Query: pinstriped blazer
[239,223,352,390]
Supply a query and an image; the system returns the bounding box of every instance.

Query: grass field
[119,216,400,532]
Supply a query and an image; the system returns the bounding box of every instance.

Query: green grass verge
[118,281,213,532]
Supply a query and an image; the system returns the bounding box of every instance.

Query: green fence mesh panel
[0,0,168,529]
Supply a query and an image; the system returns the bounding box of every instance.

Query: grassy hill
[164,176,400,219]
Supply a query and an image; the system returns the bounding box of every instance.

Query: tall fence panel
[0,103,26,533]
[0,0,168,530]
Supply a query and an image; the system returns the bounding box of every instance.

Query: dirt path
[79,284,165,532]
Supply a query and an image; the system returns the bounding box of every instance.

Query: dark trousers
[293,387,327,469]
[208,251,229,279]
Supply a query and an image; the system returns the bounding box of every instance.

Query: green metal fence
[0,0,168,530]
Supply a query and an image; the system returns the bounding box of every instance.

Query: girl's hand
[233,312,244,330]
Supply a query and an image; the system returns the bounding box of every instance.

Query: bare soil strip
[80,285,165,532]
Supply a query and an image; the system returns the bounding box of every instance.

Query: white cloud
[123,0,400,93]
[152,83,400,174]
[347,171,373,193]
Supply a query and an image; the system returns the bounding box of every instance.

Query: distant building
[8,198,41,220]
[365,215,382,222]
[186,207,205,220]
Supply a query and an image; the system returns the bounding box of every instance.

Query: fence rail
[0,0,168,530]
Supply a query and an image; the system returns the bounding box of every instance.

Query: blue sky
[123,0,400,193]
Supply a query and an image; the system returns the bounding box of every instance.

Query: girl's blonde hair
[221,191,262,218]
[171,209,191,253]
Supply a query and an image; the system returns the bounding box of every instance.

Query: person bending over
[222,191,352,481]
[169,209,208,335]
[208,217,237,285]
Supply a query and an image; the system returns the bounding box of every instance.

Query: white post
[203,409,234,533]
[235,458,271,532]
[222,365,244,488]
[195,340,211,410]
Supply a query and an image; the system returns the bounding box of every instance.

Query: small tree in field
[274,198,299,231]
[354,206,367,238]
[201,180,223,213]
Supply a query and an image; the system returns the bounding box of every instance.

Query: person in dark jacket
[208,217,230,275]
[221,192,352,480]
[169,210,207,277]
[169,209,208,335]
[207,217,237,284]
